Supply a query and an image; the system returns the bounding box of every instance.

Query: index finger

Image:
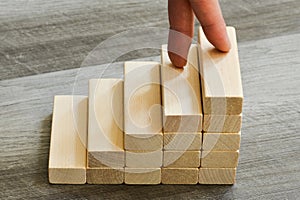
[190,0,231,52]
[168,0,194,67]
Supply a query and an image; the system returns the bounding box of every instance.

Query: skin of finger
[168,0,194,67]
[189,0,231,52]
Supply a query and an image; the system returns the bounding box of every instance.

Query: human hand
[168,0,231,67]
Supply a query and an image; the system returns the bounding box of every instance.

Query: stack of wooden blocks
[48,26,243,185]
[198,27,243,184]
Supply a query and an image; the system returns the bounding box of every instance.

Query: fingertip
[168,0,194,68]
[202,25,231,53]
[167,29,192,68]
[217,39,231,52]
[219,31,231,52]
[168,51,187,68]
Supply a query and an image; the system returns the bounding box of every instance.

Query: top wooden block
[198,26,243,115]
[124,61,163,150]
[88,79,124,168]
[161,44,202,132]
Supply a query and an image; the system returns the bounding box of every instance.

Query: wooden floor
[0,0,300,199]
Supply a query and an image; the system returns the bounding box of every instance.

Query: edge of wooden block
[124,133,163,151]
[163,151,201,168]
[203,114,242,133]
[86,167,124,184]
[202,132,241,151]
[49,168,86,184]
[125,150,162,168]
[125,168,161,185]
[201,150,239,168]
[199,168,236,184]
[161,168,198,184]
[163,115,202,133]
[88,151,125,168]
[163,132,202,151]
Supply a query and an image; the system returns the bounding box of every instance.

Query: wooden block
[199,26,243,115]
[124,61,163,151]
[163,132,202,151]
[125,168,161,184]
[125,150,162,168]
[88,79,124,168]
[202,132,241,151]
[201,151,239,168]
[161,44,202,132]
[48,96,87,184]
[86,168,124,184]
[161,168,198,184]
[203,114,242,133]
[199,168,236,184]
[163,151,200,168]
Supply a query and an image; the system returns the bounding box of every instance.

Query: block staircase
[48,27,243,185]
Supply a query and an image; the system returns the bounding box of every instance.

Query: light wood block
[198,26,243,115]
[201,151,239,168]
[125,168,161,185]
[161,44,202,132]
[203,114,242,133]
[163,151,200,168]
[86,168,124,184]
[48,95,87,184]
[163,132,202,151]
[161,168,198,184]
[124,61,163,151]
[203,132,241,151]
[88,79,124,168]
[126,150,162,168]
[199,168,236,184]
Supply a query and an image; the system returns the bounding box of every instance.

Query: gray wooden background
[0,0,299,199]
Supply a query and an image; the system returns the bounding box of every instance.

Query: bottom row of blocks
[86,168,236,185]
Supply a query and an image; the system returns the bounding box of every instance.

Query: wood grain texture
[125,168,161,185]
[161,168,198,184]
[48,95,87,184]
[88,79,124,168]
[201,151,239,168]
[161,44,202,132]
[0,0,169,80]
[202,132,241,151]
[163,151,200,168]
[1,0,299,81]
[199,27,243,115]
[163,132,202,151]
[124,61,163,150]
[1,30,300,198]
[199,168,236,185]
[125,150,162,168]
[203,114,242,133]
[86,168,124,184]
